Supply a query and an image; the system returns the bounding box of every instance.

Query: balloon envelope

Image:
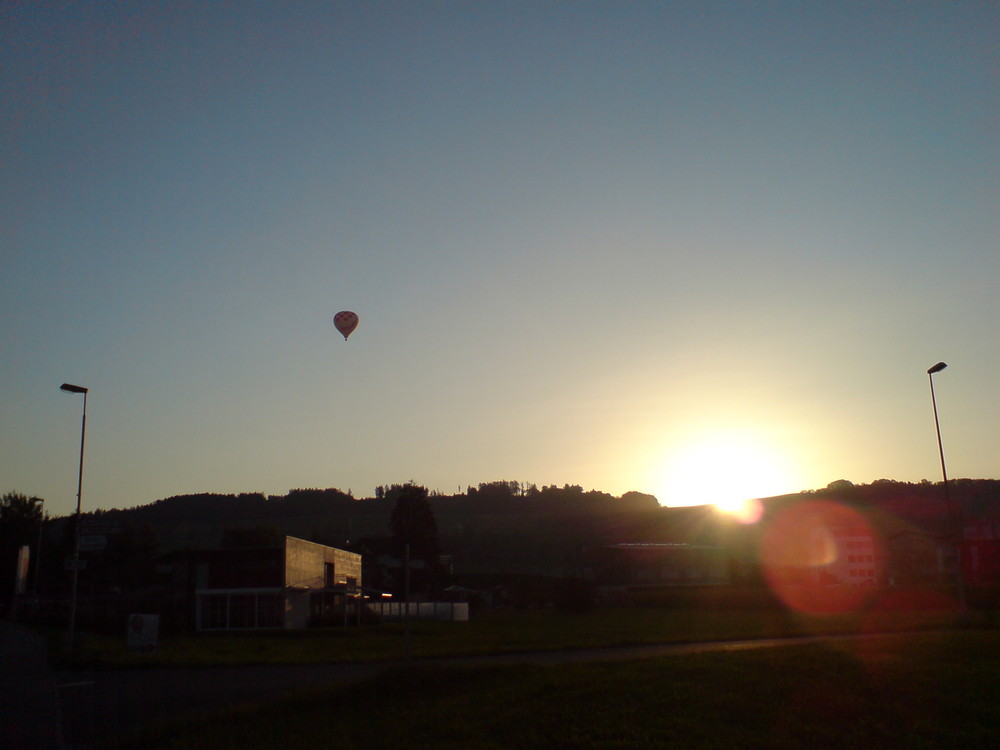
[334,310,359,340]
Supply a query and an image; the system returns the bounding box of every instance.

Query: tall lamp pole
[926,363,964,609]
[61,383,88,650]
[33,498,45,597]
[927,363,951,518]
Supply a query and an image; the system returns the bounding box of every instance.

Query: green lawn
[103,629,1000,749]
[58,602,971,669]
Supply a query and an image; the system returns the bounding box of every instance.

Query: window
[257,594,283,628]
[203,595,228,629]
[325,563,335,588]
[230,595,256,628]
[199,591,286,630]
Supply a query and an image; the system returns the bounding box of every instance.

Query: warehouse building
[181,536,362,630]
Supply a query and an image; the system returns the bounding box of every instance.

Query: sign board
[79,535,108,552]
[15,545,30,595]
[64,558,87,571]
[80,520,124,535]
[127,614,159,653]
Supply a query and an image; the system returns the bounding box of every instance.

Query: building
[808,528,882,586]
[172,536,362,630]
[587,542,730,595]
[883,528,951,586]
[963,520,1000,588]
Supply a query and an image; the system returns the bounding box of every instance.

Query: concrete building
[188,536,362,630]
[808,528,882,586]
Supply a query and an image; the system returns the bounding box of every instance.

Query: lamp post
[33,498,45,597]
[61,382,88,650]
[927,363,951,518]
[926,363,965,609]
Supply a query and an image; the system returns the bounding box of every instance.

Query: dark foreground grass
[59,601,971,669]
[104,630,1000,750]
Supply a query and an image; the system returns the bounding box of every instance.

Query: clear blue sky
[3,1,997,518]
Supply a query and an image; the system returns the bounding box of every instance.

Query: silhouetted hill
[51,478,1000,577]
[806,478,1000,527]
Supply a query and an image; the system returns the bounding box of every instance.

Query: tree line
[5,478,1000,618]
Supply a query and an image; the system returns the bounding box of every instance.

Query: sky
[3,1,997,518]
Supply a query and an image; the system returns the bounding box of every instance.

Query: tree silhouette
[389,483,440,562]
[221,525,281,548]
[388,483,443,597]
[0,492,43,537]
[1,492,45,610]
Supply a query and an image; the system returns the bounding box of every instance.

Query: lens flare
[715,497,765,524]
[758,500,882,615]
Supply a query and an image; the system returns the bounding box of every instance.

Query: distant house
[883,528,951,586]
[808,528,883,586]
[587,542,730,594]
[165,536,362,630]
[963,520,1000,587]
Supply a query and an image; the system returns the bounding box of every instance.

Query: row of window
[849,569,875,578]
[199,593,284,630]
[847,554,874,563]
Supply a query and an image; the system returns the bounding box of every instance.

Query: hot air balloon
[334,310,359,341]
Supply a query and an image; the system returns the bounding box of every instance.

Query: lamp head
[60,383,88,394]
[927,362,948,375]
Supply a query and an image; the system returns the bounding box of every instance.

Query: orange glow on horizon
[714,497,765,524]
[651,428,804,510]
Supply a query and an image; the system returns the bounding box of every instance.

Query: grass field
[102,629,1000,749]
[60,597,974,669]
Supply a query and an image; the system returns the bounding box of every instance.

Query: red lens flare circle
[758,500,882,615]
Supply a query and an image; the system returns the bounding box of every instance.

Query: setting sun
[654,429,802,513]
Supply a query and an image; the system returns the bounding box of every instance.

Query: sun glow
[655,429,800,515]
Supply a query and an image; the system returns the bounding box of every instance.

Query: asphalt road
[1,621,63,750]
[55,632,894,748]
[57,660,384,747]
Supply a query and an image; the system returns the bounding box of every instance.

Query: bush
[554,577,595,613]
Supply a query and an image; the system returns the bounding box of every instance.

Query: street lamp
[927,362,950,517]
[61,382,88,650]
[33,498,45,597]
[926,363,964,609]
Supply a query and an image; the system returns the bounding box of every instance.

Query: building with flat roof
[172,536,362,630]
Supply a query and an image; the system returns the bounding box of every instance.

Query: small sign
[64,558,87,571]
[127,614,159,653]
[79,535,108,552]
[80,521,124,535]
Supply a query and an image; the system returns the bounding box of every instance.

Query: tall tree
[388,483,442,597]
[389,483,440,562]
[0,492,43,534]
